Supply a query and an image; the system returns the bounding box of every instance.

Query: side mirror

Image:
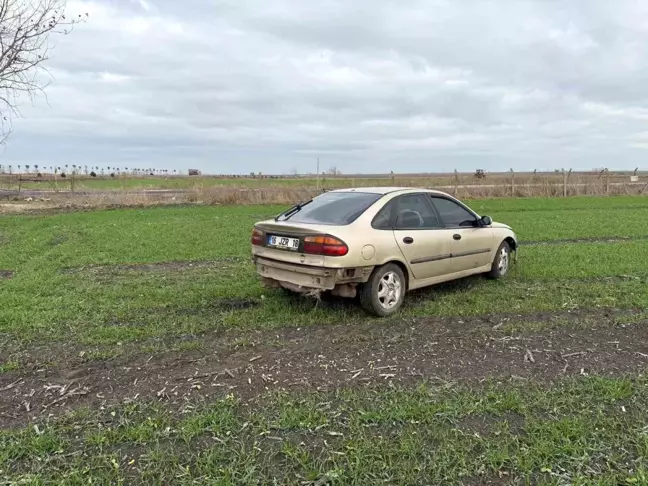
[480,215,492,226]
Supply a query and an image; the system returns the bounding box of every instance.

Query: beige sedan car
[251,188,517,316]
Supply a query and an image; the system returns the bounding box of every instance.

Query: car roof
[328,187,451,197]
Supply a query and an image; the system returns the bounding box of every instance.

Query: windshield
[280,192,382,225]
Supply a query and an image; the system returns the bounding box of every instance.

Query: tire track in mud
[493,205,648,214]
[523,235,648,246]
[512,274,648,284]
[1,307,647,428]
[59,257,245,275]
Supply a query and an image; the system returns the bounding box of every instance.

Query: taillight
[251,228,264,246]
[303,235,348,256]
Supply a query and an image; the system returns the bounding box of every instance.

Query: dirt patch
[153,297,262,317]
[60,258,243,275]
[214,298,260,311]
[0,270,14,279]
[457,412,525,437]
[1,308,647,428]
[0,202,52,213]
[526,274,648,284]
[583,274,647,283]
[48,235,68,247]
[524,235,648,246]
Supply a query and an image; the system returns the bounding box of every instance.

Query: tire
[487,241,511,279]
[360,263,406,317]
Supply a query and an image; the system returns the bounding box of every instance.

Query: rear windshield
[280,192,382,225]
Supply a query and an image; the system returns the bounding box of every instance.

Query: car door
[429,196,494,273]
[390,194,452,280]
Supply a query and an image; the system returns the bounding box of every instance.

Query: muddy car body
[252,188,517,316]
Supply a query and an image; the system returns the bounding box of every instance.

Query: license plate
[268,235,300,250]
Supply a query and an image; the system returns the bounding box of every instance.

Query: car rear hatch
[252,191,383,268]
[253,221,330,266]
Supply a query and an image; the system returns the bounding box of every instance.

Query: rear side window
[282,192,382,225]
[431,197,477,227]
[372,201,394,229]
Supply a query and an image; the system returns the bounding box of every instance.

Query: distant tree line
[0,165,181,177]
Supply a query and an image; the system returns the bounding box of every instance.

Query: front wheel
[487,241,511,279]
[360,263,406,317]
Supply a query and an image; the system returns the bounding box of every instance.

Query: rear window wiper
[275,199,313,221]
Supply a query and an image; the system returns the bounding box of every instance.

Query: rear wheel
[360,263,406,317]
[487,241,511,279]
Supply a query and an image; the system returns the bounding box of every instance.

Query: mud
[1,308,647,428]
[59,258,243,275]
[524,235,648,246]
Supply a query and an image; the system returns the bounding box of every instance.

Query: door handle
[403,237,414,244]
[453,234,462,241]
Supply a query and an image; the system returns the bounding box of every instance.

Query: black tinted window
[394,194,441,229]
[282,192,381,225]
[431,197,476,227]
[372,201,394,229]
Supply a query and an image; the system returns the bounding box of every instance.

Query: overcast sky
[3,0,648,174]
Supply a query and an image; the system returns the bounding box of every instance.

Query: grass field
[1,195,648,484]
[7,174,458,191]
[2,172,645,211]
[2,171,643,193]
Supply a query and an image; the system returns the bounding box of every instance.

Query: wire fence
[1,170,647,200]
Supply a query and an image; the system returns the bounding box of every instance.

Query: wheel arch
[504,236,517,251]
[380,259,411,290]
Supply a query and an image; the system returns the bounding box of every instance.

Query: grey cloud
[3,0,648,173]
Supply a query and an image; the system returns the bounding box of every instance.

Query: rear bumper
[254,256,373,291]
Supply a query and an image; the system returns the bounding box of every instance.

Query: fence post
[17,175,22,194]
[510,169,515,196]
[562,169,567,197]
[605,170,610,195]
[390,170,395,186]
[71,171,76,195]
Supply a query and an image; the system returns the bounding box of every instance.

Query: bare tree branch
[0,0,86,142]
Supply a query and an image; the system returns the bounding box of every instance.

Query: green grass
[0,205,282,268]
[2,377,648,484]
[2,195,648,483]
[2,196,647,267]
[468,195,648,213]
[0,360,19,373]
[519,241,648,278]
[3,260,646,347]
[1,197,648,347]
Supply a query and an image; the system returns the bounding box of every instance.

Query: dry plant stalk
[1,174,646,213]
